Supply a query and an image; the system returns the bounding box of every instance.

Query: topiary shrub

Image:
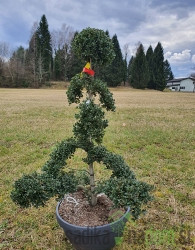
[11,27,153,220]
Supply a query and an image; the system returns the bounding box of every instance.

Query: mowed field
[0,88,195,249]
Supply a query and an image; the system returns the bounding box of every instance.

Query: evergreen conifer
[153,42,165,91]
[127,56,134,84]
[131,44,149,89]
[36,15,52,81]
[164,59,174,82]
[100,34,124,86]
[146,45,155,89]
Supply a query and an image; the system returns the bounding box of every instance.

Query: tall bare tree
[0,42,10,79]
[0,42,17,86]
[122,43,130,85]
[26,22,39,87]
[51,24,75,80]
[8,46,29,87]
[0,42,9,78]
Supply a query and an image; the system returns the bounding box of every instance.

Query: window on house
[180,86,185,89]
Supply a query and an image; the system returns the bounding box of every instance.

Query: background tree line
[0,15,173,90]
[128,42,174,91]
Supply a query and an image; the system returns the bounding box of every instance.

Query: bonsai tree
[11,28,153,220]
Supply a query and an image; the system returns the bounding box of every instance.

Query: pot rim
[56,200,130,230]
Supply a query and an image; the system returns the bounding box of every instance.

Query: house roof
[167,77,195,84]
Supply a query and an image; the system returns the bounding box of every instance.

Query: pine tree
[102,34,124,87]
[153,42,165,91]
[122,57,127,85]
[164,59,174,82]
[146,45,155,89]
[127,56,134,84]
[94,30,111,81]
[131,44,149,89]
[36,15,52,82]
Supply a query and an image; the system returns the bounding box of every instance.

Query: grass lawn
[0,88,194,249]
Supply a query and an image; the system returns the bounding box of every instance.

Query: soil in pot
[58,190,125,227]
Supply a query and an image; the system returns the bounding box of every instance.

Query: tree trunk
[89,162,97,206]
[88,58,97,206]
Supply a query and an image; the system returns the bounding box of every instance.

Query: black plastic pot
[56,201,130,250]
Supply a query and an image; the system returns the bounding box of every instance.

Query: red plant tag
[82,67,95,76]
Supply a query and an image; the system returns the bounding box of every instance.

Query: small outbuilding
[166,77,195,92]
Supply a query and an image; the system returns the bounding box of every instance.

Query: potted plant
[11,27,153,250]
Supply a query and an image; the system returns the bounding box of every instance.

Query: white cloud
[191,55,195,64]
[166,50,191,64]
[164,51,172,58]
[164,49,194,77]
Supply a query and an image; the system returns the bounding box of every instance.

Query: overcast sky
[1,0,195,77]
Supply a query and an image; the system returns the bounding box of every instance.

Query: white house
[166,77,195,92]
